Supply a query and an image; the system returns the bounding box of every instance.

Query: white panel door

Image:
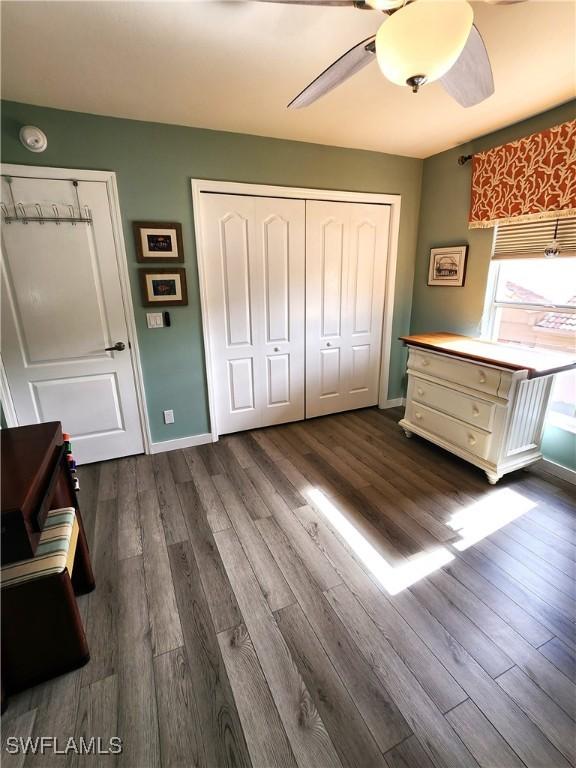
[306,200,390,418]
[201,193,305,434]
[1,175,144,464]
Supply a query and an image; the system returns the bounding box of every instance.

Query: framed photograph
[139,268,188,306]
[428,245,468,287]
[133,221,184,263]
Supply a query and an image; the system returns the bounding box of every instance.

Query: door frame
[191,179,401,441]
[1,164,151,454]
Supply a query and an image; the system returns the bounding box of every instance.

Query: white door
[306,200,390,418]
[1,174,144,464]
[201,193,305,435]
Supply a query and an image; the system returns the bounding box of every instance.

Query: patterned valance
[469,120,576,229]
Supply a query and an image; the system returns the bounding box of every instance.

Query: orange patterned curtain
[469,120,576,229]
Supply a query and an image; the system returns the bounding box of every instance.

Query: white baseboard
[379,398,406,410]
[149,433,213,454]
[530,459,576,486]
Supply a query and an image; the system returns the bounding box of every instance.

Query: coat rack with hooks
[1,177,93,225]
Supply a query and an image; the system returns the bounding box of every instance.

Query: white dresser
[399,334,576,484]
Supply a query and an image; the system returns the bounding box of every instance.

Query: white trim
[191,178,401,440]
[149,433,213,454]
[530,458,576,486]
[480,258,500,340]
[105,171,152,455]
[493,301,576,313]
[1,163,152,454]
[378,195,401,409]
[192,179,402,207]
[0,356,18,427]
[379,397,406,409]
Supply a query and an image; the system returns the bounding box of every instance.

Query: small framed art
[133,221,184,263]
[428,245,468,287]
[139,268,188,307]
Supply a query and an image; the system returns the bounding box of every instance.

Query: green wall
[541,426,576,472]
[1,100,422,443]
[412,99,576,471]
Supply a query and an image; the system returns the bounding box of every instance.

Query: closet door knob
[273,347,279,352]
[326,342,332,347]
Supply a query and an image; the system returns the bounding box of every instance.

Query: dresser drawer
[410,376,495,431]
[406,402,491,459]
[408,349,501,396]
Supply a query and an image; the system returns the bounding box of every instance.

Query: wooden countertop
[400,333,576,378]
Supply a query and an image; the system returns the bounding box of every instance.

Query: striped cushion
[1,508,78,589]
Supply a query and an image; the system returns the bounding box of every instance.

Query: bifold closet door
[306,200,390,418]
[201,194,305,435]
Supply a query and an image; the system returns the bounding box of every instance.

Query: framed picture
[133,221,184,263]
[139,268,188,306]
[428,245,468,287]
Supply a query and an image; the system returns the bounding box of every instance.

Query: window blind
[492,217,576,260]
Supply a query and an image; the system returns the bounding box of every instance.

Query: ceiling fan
[250,0,524,109]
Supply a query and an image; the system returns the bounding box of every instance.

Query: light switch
[163,409,175,424]
[146,312,164,329]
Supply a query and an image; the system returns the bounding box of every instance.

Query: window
[483,250,576,433]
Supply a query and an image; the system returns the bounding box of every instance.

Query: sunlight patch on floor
[307,488,454,595]
[448,487,536,551]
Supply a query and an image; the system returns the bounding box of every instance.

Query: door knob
[105,341,126,352]
[326,342,332,347]
[273,347,279,352]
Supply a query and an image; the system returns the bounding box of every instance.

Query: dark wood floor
[3,408,575,768]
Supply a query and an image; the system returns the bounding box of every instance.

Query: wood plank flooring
[2,407,575,768]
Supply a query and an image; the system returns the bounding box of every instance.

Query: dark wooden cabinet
[2,423,77,564]
[1,423,95,709]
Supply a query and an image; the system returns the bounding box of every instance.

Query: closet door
[201,194,305,435]
[306,200,390,418]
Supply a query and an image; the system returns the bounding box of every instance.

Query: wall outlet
[147,312,164,329]
[163,409,175,424]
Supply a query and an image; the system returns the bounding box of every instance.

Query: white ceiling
[1,0,575,158]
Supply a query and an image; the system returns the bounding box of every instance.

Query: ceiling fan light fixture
[375,0,474,90]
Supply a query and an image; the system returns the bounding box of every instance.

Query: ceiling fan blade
[288,35,376,108]
[440,24,494,107]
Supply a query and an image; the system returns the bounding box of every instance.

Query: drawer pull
[467,434,477,446]
[415,412,423,421]
[478,371,487,384]
[472,405,480,417]
[417,387,425,397]
[421,359,430,367]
